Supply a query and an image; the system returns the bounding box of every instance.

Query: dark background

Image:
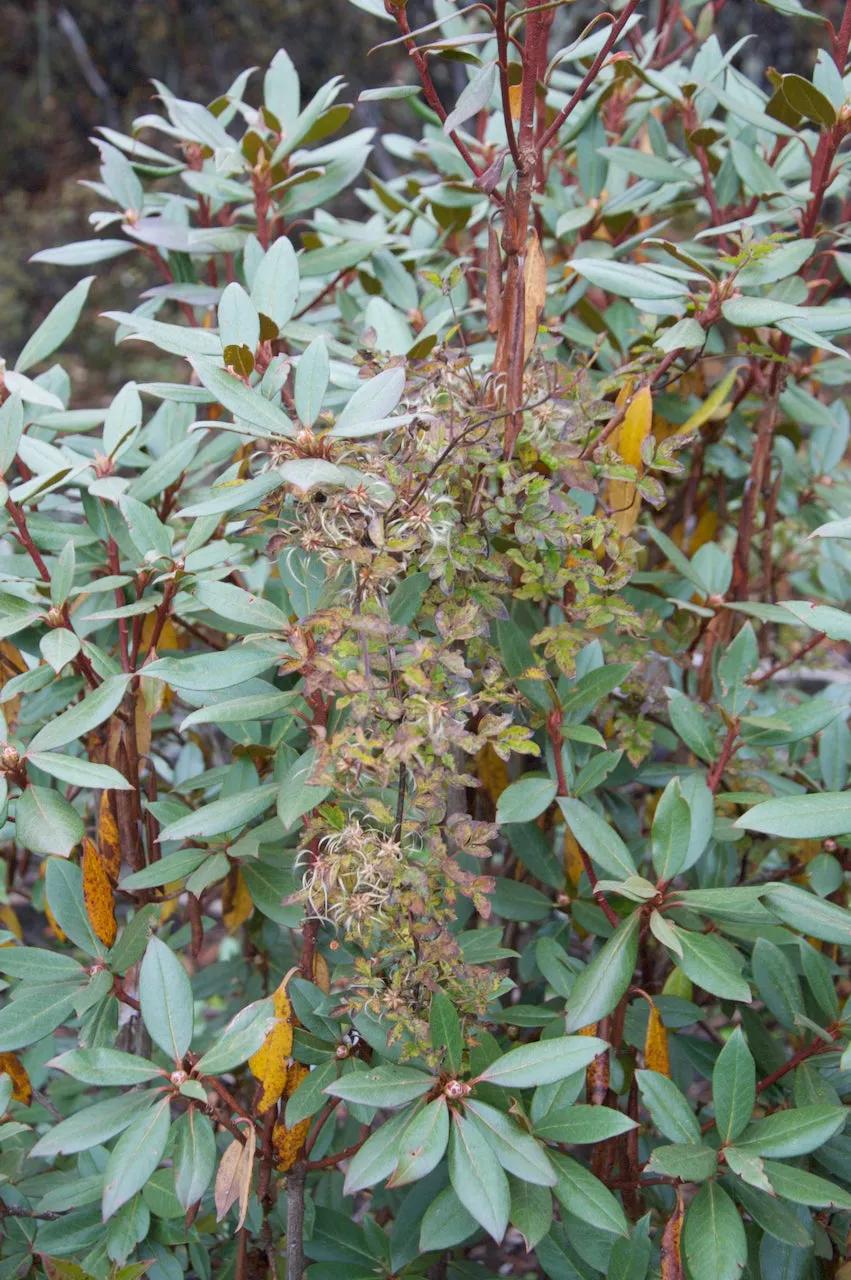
[2,0,839,368]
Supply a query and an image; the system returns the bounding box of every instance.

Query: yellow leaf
[0,1052,32,1105]
[82,837,117,948]
[607,385,653,537]
[313,952,331,995]
[223,869,254,934]
[249,978,294,1114]
[159,882,182,926]
[0,904,22,944]
[135,683,153,756]
[0,641,25,727]
[474,743,509,806]
[564,829,584,889]
[676,367,737,435]
[644,1002,671,1077]
[507,82,522,121]
[140,614,183,653]
[522,232,547,366]
[97,792,121,885]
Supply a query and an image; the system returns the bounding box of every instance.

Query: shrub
[2,2,851,1277]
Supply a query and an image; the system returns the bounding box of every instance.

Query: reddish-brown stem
[106,538,131,672]
[538,0,642,152]
[706,722,739,795]
[305,1135,367,1172]
[756,1034,838,1095]
[496,0,521,170]
[748,631,826,687]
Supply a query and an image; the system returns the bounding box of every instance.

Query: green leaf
[474,1034,608,1088]
[294,338,330,427]
[780,73,837,126]
[30,1091,157,1157]
[762,1159,851,1209]
[0,945,86,983]
[343,1110,413,1195]
[0,394,23,474]
[534,1103,637,1144]
[193,580,290,632]
[645,1143,717,1181]
[15,785,84,858]
[218,282,260,356]
[46,857,104,957]
[509,1176,552,1252]
[672,929,751,1003]
[568,257,689,300]
[277,747,332,829]
[444,60,497,135]
[735,792,851,840]
[179,689,301,731]
[764,884,851,943]
[0,983,83,1053]
[565,912,640,1033]
[119,848,207,891]
[682,1182,746,1280]
[192,997,276,1075]
[173,1109,217,1210]
[550,1152,628,1236]
[636,1070,701,1144]
[27,676,130,754]
[157,784,276,842]
[332,367,406,435]
[430,990,463,1075]
[189,356,295,437]
[324,1064,435,1108]
[388,1097,449,1186]
[495,775,557,824]
[557,798,637,879]
[667,689,716,763]
[139,936,194,1063]
[285,1060,339,1127]
[31,239,134,266]
[712,1027,755,1143]
[650,777,691,881]
[16,277,95,374]
[419,1184,479,1252]
[49,1049,163,1086]
[716,622,757,717]
[448,1110,510,1243]
[102,1098,171,1220]
[250,235,300,330]
[27,752,131,792]
[733,1106,847,1158]
[751,938,803,1030]
[464,1099,556,1187]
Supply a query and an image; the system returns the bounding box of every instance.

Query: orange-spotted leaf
[644,1002,671,1077]
[660,1191,685,1280]
[272,1115,311,1172]
[0,1052,32,1105]
[248,978,294,1113]
[82,838,117,948]
[97,792,121,885]
[222,868,253,934]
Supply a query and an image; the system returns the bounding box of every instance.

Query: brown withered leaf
[313,952,331,995]
[474,743,509,807]
[564,828,584,889]
[215,1122,256,1229]
[82,838,117,948]
[0,1051,32,1104]
[97,792,121,885]
[522,231,547,366]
